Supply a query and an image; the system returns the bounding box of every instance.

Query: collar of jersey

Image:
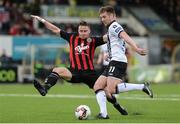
[106,20,116,29]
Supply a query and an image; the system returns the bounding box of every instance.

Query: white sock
[117,83,144,93]
[96,90,108,117]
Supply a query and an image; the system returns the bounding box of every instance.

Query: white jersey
[107,21,127,63]
[100,44,109,66]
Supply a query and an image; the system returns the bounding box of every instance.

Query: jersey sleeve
[93,37,105,47]
[109,23,124,37]
[60,30,73,42]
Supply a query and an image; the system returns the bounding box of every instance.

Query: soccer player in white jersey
[93,6,153,119]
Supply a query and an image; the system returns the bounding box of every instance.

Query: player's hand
[104,53,110,62]
[31,15,40,20]
[136,48,147,56]
[103,34,108,42]
[31,15,46,23]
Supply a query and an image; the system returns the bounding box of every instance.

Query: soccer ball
[75,105,91,120]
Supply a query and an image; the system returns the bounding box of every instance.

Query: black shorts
[67,68,99,89]
[102,60,127,80]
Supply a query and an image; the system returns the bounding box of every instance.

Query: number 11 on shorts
[109,66,115,73]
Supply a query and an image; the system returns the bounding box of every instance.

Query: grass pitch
[0,82,180,123]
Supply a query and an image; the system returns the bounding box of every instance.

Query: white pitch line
[0,93,180,101]
[0,94,94,98]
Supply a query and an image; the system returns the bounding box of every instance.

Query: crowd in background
[0,0,40,35]
[147,0,180,32]
[0,0,179,74]
[0,0,180,36]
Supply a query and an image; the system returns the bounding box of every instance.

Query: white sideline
[0,93,180,101]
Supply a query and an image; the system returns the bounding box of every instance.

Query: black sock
[44,72,60,90]
[107,95,118,105]
[95,89,104,94]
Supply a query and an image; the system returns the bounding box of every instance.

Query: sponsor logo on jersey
[75,43,89,54]
[115,27,121,33]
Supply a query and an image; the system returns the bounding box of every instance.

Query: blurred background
[0,0,179,84]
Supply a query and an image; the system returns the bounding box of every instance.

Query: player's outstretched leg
[142,82,153,98]
[107,95,128,115]
[33,79,47,96]
[33,72,60,96]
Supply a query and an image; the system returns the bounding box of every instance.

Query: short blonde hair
[99,6,116,15]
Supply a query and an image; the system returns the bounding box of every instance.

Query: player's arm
[102,34,108,43]
[119,32,147,56]
[31,15,61,35]
[94,35,106,47]
[97,52,103,65]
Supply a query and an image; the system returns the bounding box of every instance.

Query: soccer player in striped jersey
[93,6,153,119]
[31,15,128,118]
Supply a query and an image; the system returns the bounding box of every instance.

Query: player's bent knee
[52,67,67,75]
[93,84,100,91]
[93,83,104,92]
[106,88,116,95]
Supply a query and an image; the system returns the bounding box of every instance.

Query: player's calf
[44,72,59,89]
[107,95,128,115]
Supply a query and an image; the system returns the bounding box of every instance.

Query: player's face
[100,12,115,26]
[78,26,90,39]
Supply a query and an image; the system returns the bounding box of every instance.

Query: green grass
[0,82,180,123]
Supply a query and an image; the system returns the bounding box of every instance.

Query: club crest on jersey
[87,38,92,42]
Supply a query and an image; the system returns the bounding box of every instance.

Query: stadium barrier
[171,44,180,83]
[128,64,172,83]
[0,66,17,83]
[0,36,176,83]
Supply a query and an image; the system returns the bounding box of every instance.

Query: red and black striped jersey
[60,30,104,71]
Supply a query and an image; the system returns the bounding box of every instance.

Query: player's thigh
[106,61,127,94]
[107,77,122,94]
[93,75,107,91]
[52,67,72,80]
